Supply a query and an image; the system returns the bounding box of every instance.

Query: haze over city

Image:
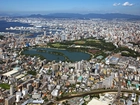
[0,0,140,15]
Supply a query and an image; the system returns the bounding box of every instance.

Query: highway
[56,89,140,101]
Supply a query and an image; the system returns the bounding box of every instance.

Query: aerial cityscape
[0,0,140,105]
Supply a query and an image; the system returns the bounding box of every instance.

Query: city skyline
[0,0,140,15]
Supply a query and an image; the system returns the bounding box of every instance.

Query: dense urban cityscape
[0,15,140,105]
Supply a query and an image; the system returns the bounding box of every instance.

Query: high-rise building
[10,85,14,96]
[36,81,40,89]
[44,30,46,37]
[27,83,33,93]
[5,95,15,105]
[16,92,22,102]
[22,88,28,96]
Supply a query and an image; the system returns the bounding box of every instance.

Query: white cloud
[113,3,121,6]
[123,2,133,6]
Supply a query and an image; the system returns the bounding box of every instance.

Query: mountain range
[1,13,140,20]
[28,13,140,20]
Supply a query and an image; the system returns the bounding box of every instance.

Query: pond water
[23,48,91,62]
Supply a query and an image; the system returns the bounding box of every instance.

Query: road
[56,89,140,101]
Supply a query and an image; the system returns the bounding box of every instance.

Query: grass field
[47,38,140,58]
[52,43,67,48]
[86,39,101,43]
[74,41,85,44]
[0,83,10,89]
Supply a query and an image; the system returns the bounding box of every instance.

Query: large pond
[23,48,91,62]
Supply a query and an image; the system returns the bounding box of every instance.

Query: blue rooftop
[78,76,83,81]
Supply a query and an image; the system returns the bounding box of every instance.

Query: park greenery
[0,83,10,89]
[48,37,140,58]
[0,35,5,40]
[27,70,37,75]
[21,37,140,62]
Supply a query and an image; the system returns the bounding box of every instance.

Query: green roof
[127,81,131,85]
[136,84,139,88]
[96,55,104,59]
[78,76,83,81]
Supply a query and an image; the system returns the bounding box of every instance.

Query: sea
[0,20,32,32]
[0,20,64,38]
[0,20,45,38]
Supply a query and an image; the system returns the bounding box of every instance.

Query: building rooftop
[3,69,19,77]
[87,98,108,105]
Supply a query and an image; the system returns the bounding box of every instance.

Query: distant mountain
[47,13,83,18]
[28,13,83,18]
[0,13,26,17]
[28,14,45,18]
[85,13,140,19]
[1,13,140,20]
[27,13,140,20]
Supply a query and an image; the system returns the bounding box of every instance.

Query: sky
[0,0,140,15]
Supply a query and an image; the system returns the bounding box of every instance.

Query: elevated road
[57,89,140,101]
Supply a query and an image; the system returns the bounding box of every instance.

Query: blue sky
[0,0,140,15]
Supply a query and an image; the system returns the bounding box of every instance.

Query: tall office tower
[10,85,14,96]
[22,88,28,96]
[16,91,22,102]
[35,81,40,89]
[27,83,33,93]
[44,30,46,37]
